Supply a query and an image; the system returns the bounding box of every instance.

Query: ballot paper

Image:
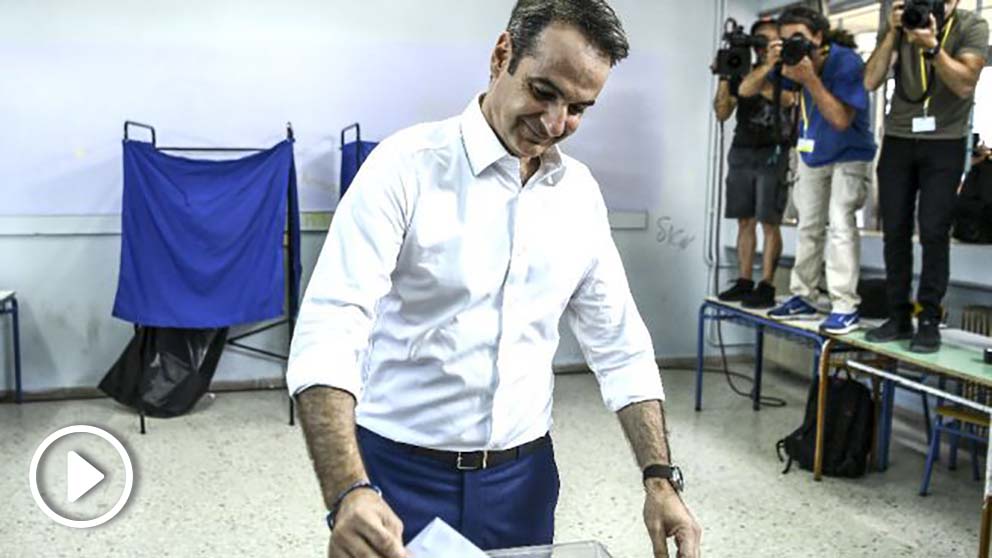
[406,518,489,558]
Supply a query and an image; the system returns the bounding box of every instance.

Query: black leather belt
[406,434,551,471]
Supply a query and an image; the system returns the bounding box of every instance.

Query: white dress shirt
[287,96,664,451]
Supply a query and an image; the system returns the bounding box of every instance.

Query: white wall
[0,0,763,395]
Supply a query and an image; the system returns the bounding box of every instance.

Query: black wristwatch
[643,464,685,493]
[922,44,941,59]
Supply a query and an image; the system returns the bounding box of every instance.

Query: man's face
[483,23,611,160]
[754,24,780,60]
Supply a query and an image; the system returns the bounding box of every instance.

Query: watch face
[672,466,686,492]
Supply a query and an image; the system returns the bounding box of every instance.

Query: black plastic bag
[99,326,228,418]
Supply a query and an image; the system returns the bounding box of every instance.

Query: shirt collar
[460,94,566,184]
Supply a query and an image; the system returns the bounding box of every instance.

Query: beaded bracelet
[325,480,382,530]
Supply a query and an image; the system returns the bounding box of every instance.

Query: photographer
[761,7,877,334]
[713,18,797,309]
[953,136,992,244]
[863,0,988,352]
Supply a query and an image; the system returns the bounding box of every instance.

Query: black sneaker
[718,279,754,302]
[865,318,913,343]
[742,281,776,309]
[910,319,941,354]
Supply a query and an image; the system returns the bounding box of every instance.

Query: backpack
[775,371,875,478]
[954,159,992,244]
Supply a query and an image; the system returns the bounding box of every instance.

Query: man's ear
[490,31,513,81]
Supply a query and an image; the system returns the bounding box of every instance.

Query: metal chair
[919,306,992,496]
[920,390,987,495]
[0,290,23,403]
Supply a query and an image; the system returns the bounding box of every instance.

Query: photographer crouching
[863,0,989,352]
[713,17,798,308]
[745,7,877,334]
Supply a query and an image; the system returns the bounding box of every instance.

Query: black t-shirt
[732,91,796,149]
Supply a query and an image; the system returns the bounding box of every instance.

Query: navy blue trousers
[356,427,560,551]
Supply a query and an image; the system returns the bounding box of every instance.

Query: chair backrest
[961,305,992,337]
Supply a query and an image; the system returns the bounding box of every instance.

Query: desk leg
[695,305,707,412]
[813,339,834,482]
[980,421,992,558]
[879,378,896,471]
[871,377,881,472]
[11,298,22,404]
[981,499,991,558]
[753,326,764,412]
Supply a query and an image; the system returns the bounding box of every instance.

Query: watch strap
[643,464,685,492]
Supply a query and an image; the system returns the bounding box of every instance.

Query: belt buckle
[456,451,489,471]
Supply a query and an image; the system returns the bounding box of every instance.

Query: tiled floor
[0,366,983,557]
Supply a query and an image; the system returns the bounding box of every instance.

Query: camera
[713,18,769,78]
[902,0,946,31]
[781,34,815,66]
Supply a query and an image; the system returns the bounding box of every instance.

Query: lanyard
[800,92,809,137]
[919,16,956,116]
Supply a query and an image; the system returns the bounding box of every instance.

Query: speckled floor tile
[0,367,982,557]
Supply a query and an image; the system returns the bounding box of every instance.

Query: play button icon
[67,451,106,503]
[30,425,134,529]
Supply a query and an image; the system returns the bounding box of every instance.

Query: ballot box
[487,541,613,558]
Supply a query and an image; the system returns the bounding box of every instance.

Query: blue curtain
[113,140,300,328]
[340,139,378,199]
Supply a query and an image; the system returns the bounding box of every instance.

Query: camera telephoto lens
[901,0,944,30]
[781,35,812,66]
[902,7,927,29]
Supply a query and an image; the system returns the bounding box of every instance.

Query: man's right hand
[888,1,905,33]
[328,489,407,558]
[764,39,783,68]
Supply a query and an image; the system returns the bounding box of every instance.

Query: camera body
[781,34,815,66]
[902,0,946,31]
[714,18,769,78]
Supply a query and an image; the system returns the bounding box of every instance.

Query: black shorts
[725,145,789,225]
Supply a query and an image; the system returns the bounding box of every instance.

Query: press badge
[913,116,937,133]
[797,138,816,153]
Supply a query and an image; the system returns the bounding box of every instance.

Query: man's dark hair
[750,17,778,37]
[505,0,630,74]
[778,5,857,49]
[778,6,830,35]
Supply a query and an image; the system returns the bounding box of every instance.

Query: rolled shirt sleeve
[286,141,410,399]
[565,196,665,412]
[960,16,990,59]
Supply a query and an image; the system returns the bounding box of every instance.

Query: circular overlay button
[29,425,134,529]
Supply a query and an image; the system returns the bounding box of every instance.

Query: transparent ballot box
[487,541,613,558]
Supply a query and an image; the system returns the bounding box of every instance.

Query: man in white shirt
[288,1,701,557]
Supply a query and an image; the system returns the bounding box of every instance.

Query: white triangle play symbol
[67,451,105,504]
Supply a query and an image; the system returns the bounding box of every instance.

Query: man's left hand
[781,56,816,86]
[906,14,939,50]
[643,479,702,558]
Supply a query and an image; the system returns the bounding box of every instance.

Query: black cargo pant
[876,136,967,322]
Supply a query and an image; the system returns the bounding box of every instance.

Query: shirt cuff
[285,348,363,400]
[595,357,666,412]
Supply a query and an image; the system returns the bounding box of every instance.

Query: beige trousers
[789,158,871,314]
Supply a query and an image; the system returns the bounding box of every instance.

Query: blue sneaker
[768,296,818,321]
[819,311,860,335]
